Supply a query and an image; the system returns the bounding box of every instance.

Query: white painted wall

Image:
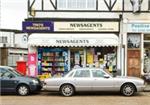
[0,31,28,48]
[15,33,28,48]
[0,31,14,46]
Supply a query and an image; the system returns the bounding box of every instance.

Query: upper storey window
[57,0,96,10]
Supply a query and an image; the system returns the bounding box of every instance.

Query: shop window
[38,48,68,77]
[127,34,141,49]
[86,47,117,72]
[144,34,150,73]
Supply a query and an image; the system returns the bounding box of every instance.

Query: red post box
[16,61,27,75]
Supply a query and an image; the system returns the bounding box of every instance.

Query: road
[1,92,150,105]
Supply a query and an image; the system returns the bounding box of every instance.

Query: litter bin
[16,61,26,75]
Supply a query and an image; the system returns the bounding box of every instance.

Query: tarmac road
[1,92,150,105]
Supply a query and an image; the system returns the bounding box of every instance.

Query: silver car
[43,68,145,96]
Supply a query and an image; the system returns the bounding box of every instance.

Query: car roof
[0,66,14,69]
[72,67,103,71]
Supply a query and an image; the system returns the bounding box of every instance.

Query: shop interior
[38,47,117,77]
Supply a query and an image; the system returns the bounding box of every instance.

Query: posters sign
[28,53,37,77]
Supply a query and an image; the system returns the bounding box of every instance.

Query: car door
[91,70,115,91]
[72,70,92,91]
[0,68,18,92]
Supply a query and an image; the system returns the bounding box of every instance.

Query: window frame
[57,0,97,10]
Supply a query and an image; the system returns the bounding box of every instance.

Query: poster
[87,52,94,64]
[28,53,37,77]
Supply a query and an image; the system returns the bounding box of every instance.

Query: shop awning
[28,33,119,47]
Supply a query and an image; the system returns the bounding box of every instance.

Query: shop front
[127,22,150,76]
[27,33,119,79]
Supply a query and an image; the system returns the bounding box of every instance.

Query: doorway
[70,48,84,69]
[127,34,141,77]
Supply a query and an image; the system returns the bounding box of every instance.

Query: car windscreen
[8,68,23,76]
[63,70,74,77]
[104,69,113,77]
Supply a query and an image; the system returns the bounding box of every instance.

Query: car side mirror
[9,74,15,79]
[104,75,110,78]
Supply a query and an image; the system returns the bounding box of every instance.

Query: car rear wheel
[60,84,74,96]
[121,83,136,96]
[17,85,29,96]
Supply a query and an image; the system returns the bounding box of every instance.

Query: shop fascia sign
[39,38,105,46]
[54,21,119,32]
[128,23,150,33]
[22,21,54,33]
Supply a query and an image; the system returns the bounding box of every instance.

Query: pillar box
[16,61,27,75]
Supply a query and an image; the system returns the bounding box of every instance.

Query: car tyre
[17,85,30,96]
[121,83,136,96]
[60,84,74,97]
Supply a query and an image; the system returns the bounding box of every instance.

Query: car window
[10,69,22,76]
[1,70,15,78]
[0,68,7,77]
[0,68,16,78]
[74,70,90,77]
[92,70,106,78]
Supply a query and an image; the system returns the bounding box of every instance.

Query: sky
[0,0,27,30]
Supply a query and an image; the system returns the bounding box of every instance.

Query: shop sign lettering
[70,23,103,28]
[128,23,150,33]
[56,40,89,44]
[22,21,54,33]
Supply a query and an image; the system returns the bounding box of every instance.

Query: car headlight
[32,79,39,84]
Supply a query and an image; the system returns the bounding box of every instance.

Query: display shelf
[42,65,65,67]
[38,48,68,77]
[42,71,51,72]
[42,60,65,62]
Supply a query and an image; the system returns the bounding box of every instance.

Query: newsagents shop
[23,20,121,79]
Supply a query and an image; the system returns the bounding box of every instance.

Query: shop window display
[86,47,117,72]
[38,48,68,78]
[144,35,150,73]
[144,48,150,73]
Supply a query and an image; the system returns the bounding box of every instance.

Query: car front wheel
[121,83,136,96]
[17,85,30,96]
[60,84,74,96]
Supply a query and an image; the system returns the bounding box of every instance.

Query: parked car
[43,68,145,97]
[0,66,42,96]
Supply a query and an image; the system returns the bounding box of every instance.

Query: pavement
[144,82,150,92]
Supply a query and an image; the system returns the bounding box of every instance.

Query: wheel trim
[62,85,73,96]
[18,86,28,95]
[123,85,134,96]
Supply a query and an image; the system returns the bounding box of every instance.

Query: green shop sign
[128,23,150,33]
